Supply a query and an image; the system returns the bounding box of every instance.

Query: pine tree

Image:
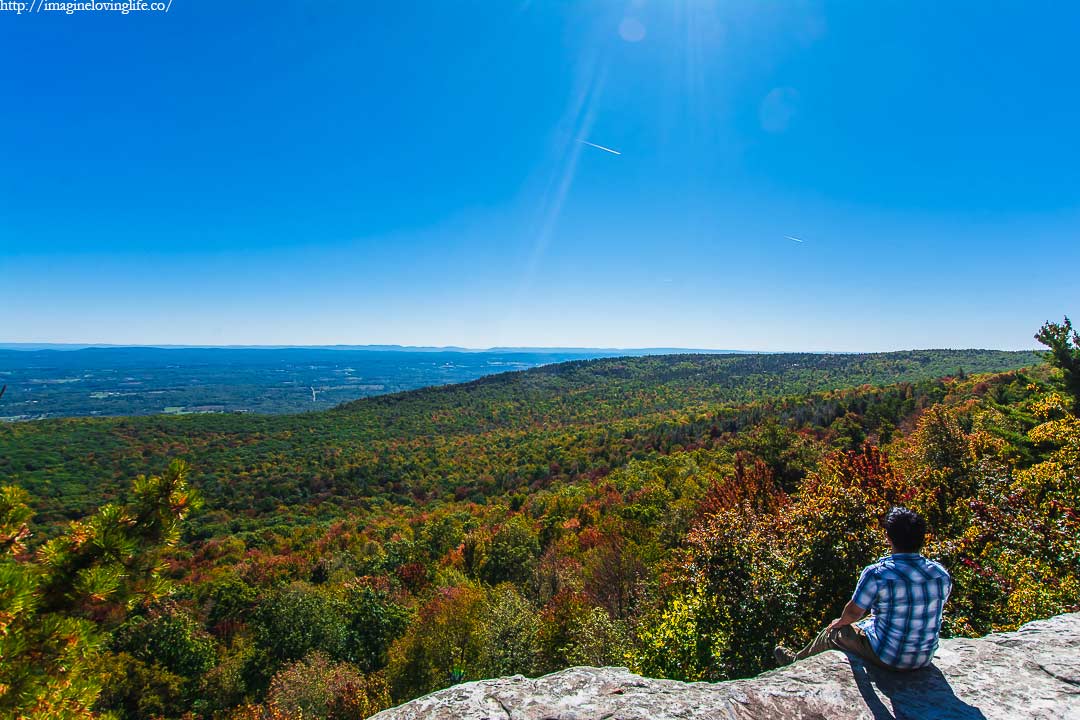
[0,460,201,719]
[1036,317,1080,416]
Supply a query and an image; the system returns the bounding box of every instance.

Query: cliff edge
[371,612,1080,720]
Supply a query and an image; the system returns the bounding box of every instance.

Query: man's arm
[828,600,868,630]
[838,563,879,631]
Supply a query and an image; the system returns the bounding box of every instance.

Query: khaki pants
[794,623,894,670]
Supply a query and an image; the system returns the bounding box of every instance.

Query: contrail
[577,139,621,155]
[785,235,804,243]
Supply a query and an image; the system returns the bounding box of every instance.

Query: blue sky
[1,1,1077,351]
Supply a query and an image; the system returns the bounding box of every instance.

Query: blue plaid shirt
[852,553,951,669]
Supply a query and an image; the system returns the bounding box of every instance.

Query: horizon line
[0,342,1043,354]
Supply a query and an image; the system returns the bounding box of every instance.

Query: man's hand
[828,600,868,630]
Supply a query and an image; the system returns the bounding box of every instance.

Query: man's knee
[828,624,860,650]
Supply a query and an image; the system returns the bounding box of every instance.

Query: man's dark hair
[883,507,926,553]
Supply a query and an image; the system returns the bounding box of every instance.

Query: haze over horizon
[2,2,1077,351]
[0,341,1044,354]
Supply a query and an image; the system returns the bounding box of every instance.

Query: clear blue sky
[1,1,1077,351]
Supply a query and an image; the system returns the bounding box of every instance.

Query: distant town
[0,346,686,419]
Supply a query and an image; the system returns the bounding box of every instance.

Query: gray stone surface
[372,613,1080,720]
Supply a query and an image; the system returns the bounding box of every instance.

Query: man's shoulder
[921,556,952,580]
[859,557,890,579]
[892,554,952,583]
[865,554,898,571]
[867,554,951,578]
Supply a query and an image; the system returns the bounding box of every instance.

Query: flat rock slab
[372,613,1080,720]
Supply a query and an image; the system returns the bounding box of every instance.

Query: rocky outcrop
[371,613,1080,720]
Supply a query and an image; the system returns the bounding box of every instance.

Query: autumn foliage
[0,336,1076,719]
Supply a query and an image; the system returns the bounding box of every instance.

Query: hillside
[0,349,1038,532]
[2,343,1077,720]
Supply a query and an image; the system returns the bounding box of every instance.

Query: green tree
[1036,317,1080,415]
[264,652,390,720]
[342,581,410,673]
[201,574,259,636]
[95,652,186,720]
[99,605,218,719]
[385,585,486,701]
[250,583,350,688]
[1018,392,1080,510]
[636,508,797,681]
[0,460,200,719]
[907,406,974,533]
[478,583,540,678]
[114,604,217,678]
[479,516,540,586]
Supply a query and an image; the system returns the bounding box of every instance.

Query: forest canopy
[0,341,1076,719]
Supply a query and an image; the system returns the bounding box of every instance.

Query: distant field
[0,346,646,419]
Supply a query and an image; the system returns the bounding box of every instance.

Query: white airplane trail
[577,139,621,155]
[785,235,804,243]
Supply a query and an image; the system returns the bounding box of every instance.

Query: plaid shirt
[852,553,952,669]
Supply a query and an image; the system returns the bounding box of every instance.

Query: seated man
[774,506,952,671]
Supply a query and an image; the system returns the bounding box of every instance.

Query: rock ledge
[372,613,1080,720]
